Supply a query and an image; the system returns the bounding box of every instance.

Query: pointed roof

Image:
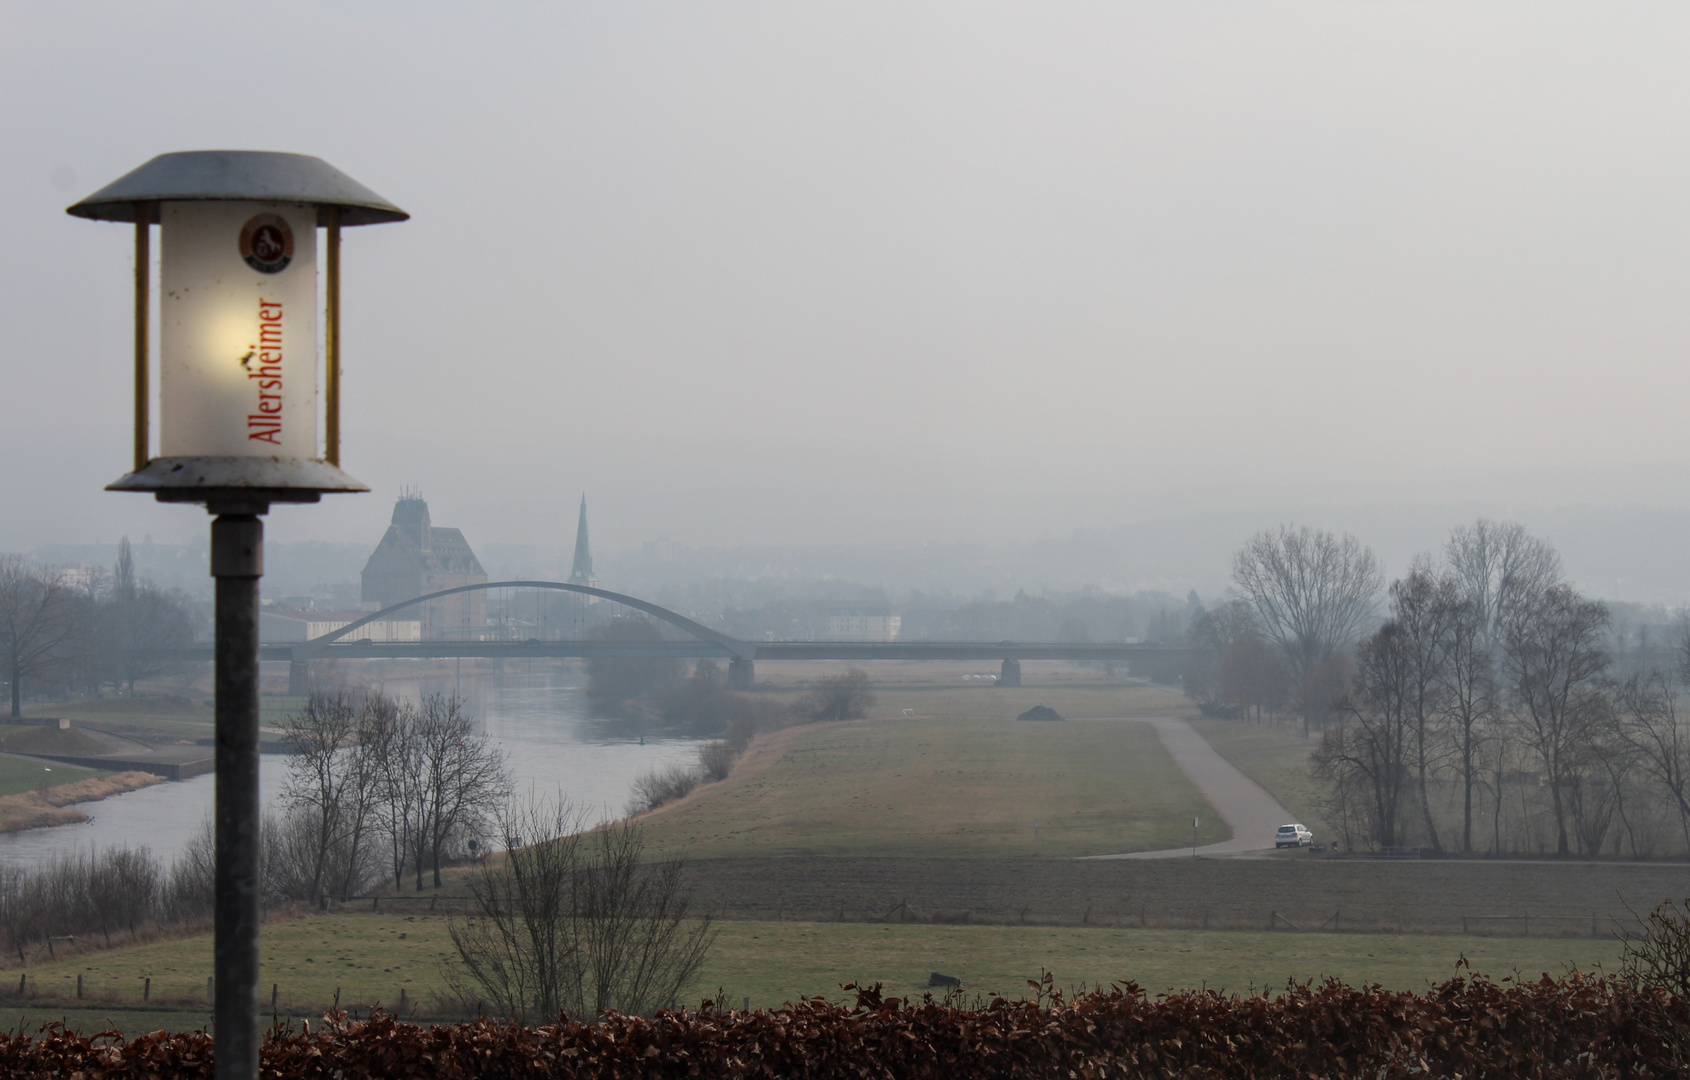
[569,495,594,584]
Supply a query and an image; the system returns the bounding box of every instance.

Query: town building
[359,492,487,639]
[825,611,903,642]
[260,610,421,643]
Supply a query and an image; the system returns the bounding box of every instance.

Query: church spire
[569,494,595,586]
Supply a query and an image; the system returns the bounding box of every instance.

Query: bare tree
[364,694,425,889]
[1185,599,1263,711]
[0,556,86,717]
[99,538,199,694]
[1446,519,1562,655]
[1432,585,1496,853]
[1502,583,1611,855]
[1232,526,1382,734]
[1315,621,1413,848]
[414,694,509,889]
[1614,669,1690,853]
[1385,567,1455,853]
[447,797,715,1023]
[1219,633,1287,722]
[278,692,381,900]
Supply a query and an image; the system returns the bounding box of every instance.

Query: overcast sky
[5,3,1690,569]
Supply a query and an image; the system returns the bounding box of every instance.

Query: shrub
[1621,896,1690,1065]
[0,971,1678,1077]
[1016,705,1064,722]
[697,740,736,782]
[585,615,683,715]
[446,799,714,1024]
[801,668,876,722]
[627,764,700,814]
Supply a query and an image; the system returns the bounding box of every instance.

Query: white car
[1274,823,1314,848]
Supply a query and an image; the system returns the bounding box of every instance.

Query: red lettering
[252,299,282,444]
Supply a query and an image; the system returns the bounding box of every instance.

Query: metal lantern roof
[66,150,408,226]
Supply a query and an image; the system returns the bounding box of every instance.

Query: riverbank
[0,772,164,833]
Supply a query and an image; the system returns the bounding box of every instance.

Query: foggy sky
[5,3,1690,593]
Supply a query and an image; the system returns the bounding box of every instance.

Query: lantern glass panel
[160,200,318,459]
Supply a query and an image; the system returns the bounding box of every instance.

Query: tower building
[360,490,487,638]
[568,494,597,590]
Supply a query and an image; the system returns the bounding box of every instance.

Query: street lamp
[67,151,407,1080]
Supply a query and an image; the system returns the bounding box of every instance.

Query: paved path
[1082,716,1298,860]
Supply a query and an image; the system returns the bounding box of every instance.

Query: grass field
[754,665,1197,726]
[5,913,1623,1030]
[637,711,1227,859]
[1188,717,1335,841]
[0,755,108,798]
[20,697,218,741]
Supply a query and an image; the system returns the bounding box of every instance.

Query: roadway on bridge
[1081,717,1296,860]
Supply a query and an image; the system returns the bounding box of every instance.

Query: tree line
[1191,519,1690,858]
[0,538,199,716]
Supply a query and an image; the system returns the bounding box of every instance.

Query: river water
[0,667,701,868]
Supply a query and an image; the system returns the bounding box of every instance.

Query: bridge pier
[728,658,755,690]
[998,658,1022,687]
[287,657,311,697]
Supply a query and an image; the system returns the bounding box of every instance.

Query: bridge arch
[298,580,752,660]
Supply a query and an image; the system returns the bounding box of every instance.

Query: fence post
[272,983,279,1012]
[144,976,150,1001]
[207,975,214,1002]
[1270,910,1277,931]
[17,973,24,995]
[76,974,83,1000]
[1462,916,1468,934]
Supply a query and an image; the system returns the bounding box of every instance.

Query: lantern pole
[210,509,264,1080]
[69,153,407,1080]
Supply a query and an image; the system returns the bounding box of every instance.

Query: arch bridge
[225,580,1185,692]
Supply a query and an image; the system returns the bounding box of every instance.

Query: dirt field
[676,854,1690,936]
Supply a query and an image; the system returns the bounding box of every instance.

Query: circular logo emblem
[239,213,294,274]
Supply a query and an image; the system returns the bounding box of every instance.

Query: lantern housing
[68,150,408,510]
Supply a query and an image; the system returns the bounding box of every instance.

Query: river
[0,667,701,868]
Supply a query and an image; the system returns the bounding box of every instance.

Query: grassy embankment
[20,696,219,741]
[7,911,1623,1033]
[634,680,1224,859]
[0,724,161,829]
